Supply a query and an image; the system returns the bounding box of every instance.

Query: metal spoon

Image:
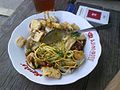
[42,24,109,44]
[42,29,66,44]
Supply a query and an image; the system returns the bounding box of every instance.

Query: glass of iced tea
[33,0,55,12]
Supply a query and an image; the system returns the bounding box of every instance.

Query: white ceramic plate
[8,11,101,85]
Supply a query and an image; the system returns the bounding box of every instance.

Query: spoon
[42,24,109,44]
[42,29,66,44]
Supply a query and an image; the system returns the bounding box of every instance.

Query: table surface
[0,0,120,90]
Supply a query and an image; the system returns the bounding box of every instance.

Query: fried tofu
[40,19,46,27]
[30,20,41,30]
[52,22,62,29]
[31,31,44,42]
[41,67,61,79]
[16,36,26,48]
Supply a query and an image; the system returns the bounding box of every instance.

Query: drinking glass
[33,0,55,12]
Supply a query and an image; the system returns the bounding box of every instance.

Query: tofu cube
[32,31,44,42]
[16,36,26,48]
[30,20,41,30]
[41,67,61,79]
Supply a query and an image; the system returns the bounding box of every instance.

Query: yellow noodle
[33,43,84,75]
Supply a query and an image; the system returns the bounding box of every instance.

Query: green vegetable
[71,32,81,37]
[57,50,64,57]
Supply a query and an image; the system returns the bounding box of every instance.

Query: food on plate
[16,36,26,47]
[41,67,61,79]
[30,19,41,30]
[31,30,45,42]
[16,12,86,79]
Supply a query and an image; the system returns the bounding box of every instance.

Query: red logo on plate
[87,10,101,20]
[88,32,93,38]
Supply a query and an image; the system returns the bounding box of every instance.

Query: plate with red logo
[8,11,101,85]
